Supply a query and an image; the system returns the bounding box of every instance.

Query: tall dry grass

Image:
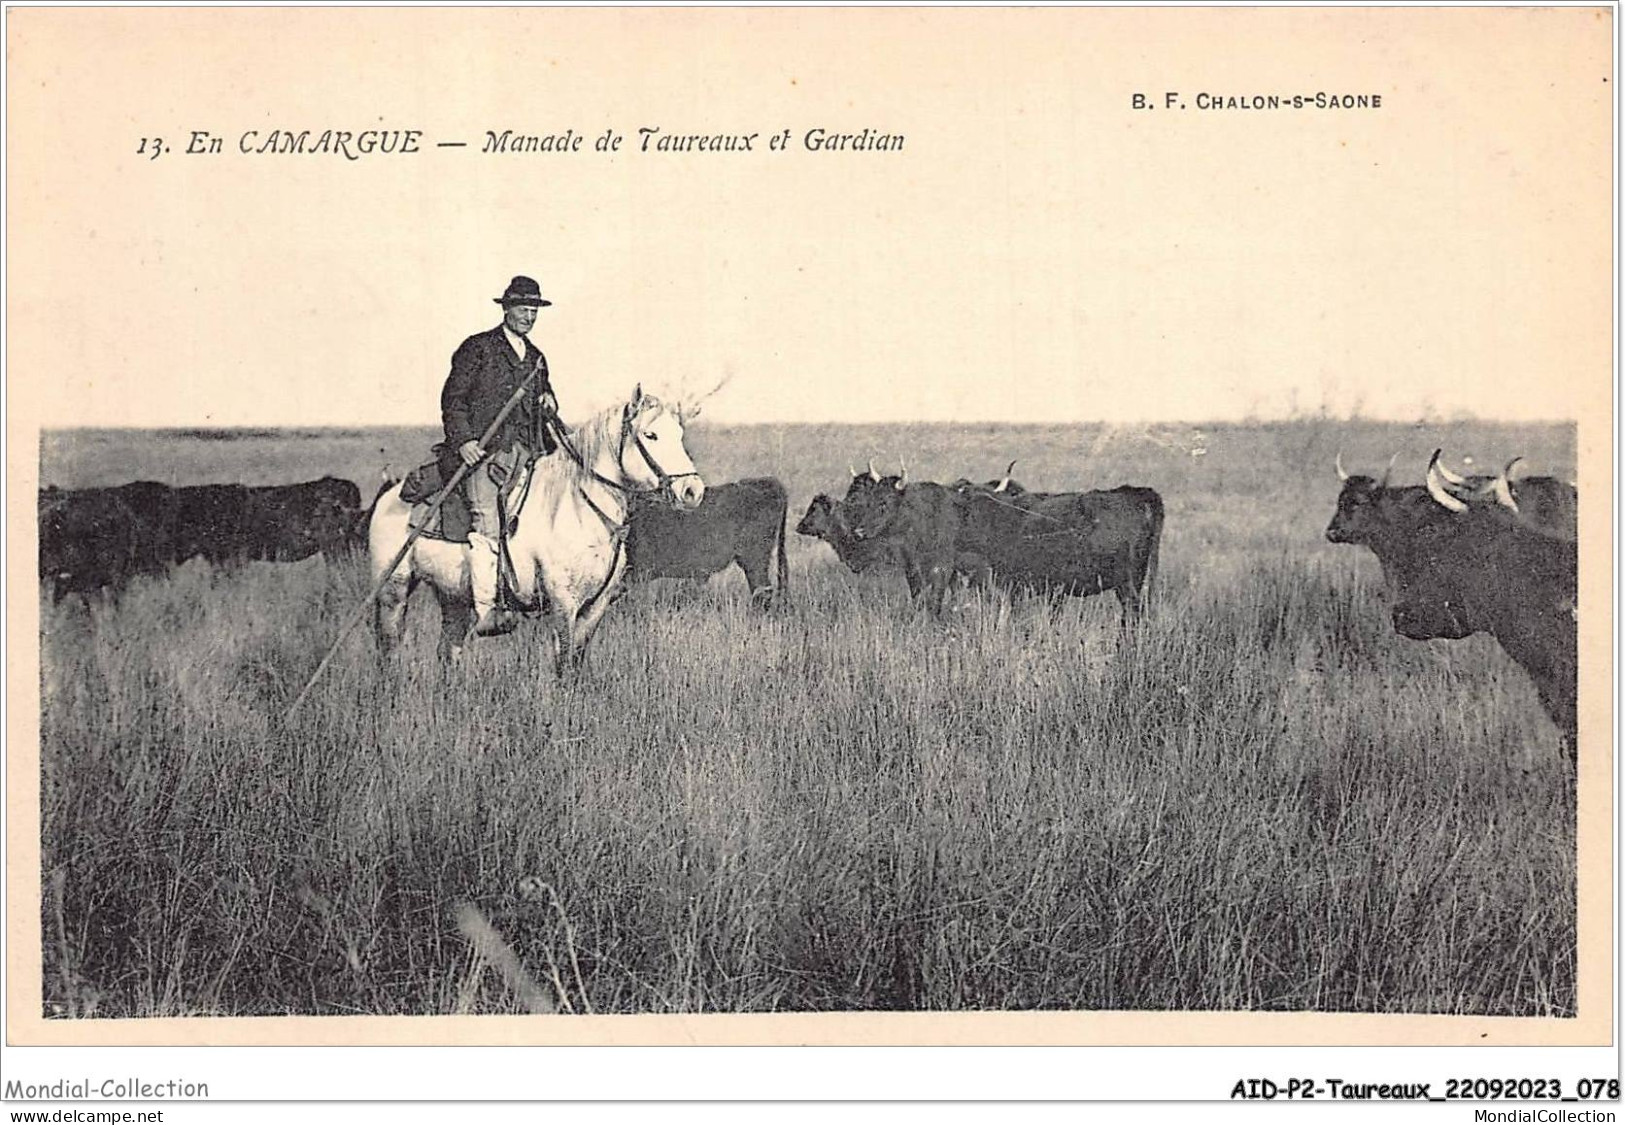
[38,419,1576,1016]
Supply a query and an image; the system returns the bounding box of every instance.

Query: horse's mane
[560,393,668,482]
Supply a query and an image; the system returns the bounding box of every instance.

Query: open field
[37,418,1578,1016]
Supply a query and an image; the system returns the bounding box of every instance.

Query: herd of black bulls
[1324,450,1577,757]
[795,461,1163,620]
[38,476,364,603]
[39,448,1578,758]
[796,449,1576,760]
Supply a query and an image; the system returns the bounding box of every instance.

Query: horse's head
[621,384,705,510]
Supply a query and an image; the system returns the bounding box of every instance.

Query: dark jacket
[439,325,557,460]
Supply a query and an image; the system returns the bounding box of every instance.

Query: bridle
[619,402,704,496]
[543,400,699,534]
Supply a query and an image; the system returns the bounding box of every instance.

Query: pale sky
[8,7,1613,429]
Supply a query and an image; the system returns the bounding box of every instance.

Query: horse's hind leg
[374,574,416,660]
[437,593,473,661]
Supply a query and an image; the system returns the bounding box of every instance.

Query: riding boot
[468,532,518,637]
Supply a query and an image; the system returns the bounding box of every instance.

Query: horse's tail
[355,473,401,548]
[366,481,413,580]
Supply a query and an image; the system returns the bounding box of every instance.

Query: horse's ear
[630,383,643,408]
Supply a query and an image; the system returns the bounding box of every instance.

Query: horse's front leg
[567,577,627,671]
[547,605,578,678]
[549,550,628,676]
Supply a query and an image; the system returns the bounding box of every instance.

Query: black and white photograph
[4,3,1616,1109]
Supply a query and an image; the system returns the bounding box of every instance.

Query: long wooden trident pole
[286,360,551,720]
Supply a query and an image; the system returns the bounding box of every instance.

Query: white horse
[368,385,704,672]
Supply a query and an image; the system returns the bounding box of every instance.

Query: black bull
[38,482,176,602]
[795,493,908,575]
[624,477,789,606]
[39,476,362,600]
[816,472,1164,617]
[1326,475,1577,755]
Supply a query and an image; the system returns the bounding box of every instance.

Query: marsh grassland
[38,418,1577,1016]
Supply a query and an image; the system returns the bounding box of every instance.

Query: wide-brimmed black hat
[494,276,552,307]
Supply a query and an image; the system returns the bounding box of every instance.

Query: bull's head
[1330,461,1558,641]
[1327,455,1479,634]
[1325,453,1398,545]
[839,466,904,540]
[795,494,839,540]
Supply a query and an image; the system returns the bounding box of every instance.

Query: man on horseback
[439,275,560,637]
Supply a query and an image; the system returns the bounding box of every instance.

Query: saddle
[399,459,471,543]
[400,453,539,613]
[399,454,528,544]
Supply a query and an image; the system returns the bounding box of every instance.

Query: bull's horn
[1430,449,1469,488]
[1377,452,1398,489]
[1427,449,1472,501]
[1502,456,1524,482]
[997,460,1017,492]
[1492,475,1519,513]
[1426,452,1468,512]
[894,475,906,492]
[1335,451,1349,482]
[899,455,908,484]
[868,458,880,482]
[849,464,858,477]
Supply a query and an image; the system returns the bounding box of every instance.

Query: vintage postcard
[5,3,1615,1104]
